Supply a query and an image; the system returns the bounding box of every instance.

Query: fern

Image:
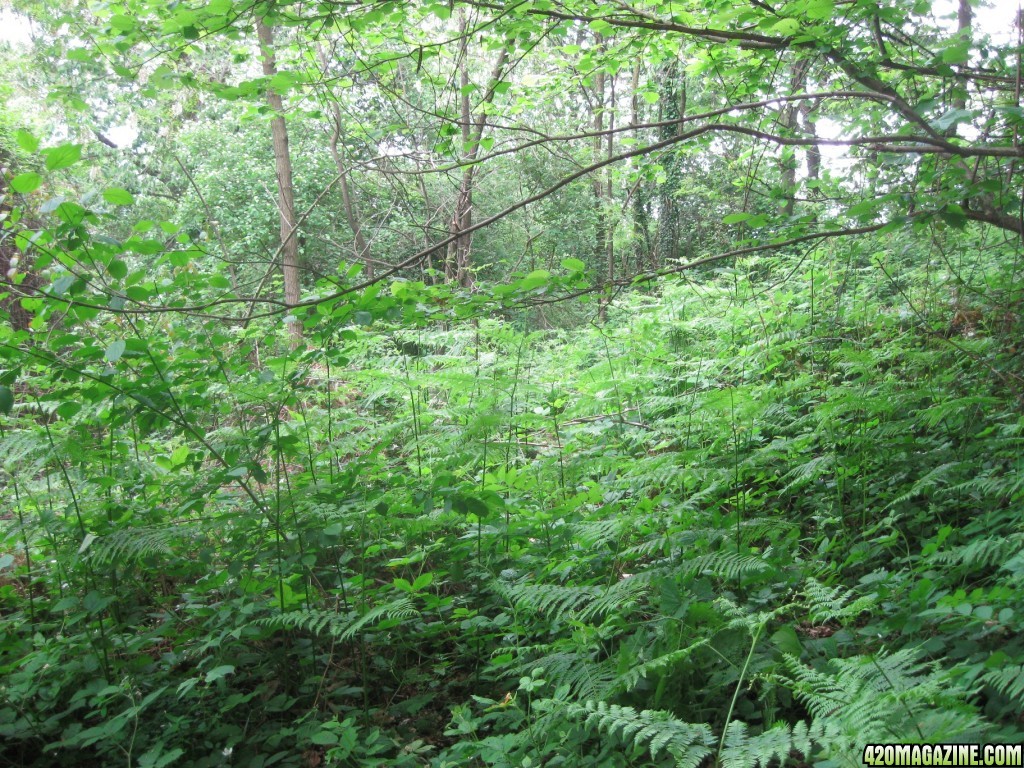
[979,664,1024,707]
[558,700,714,768]
[613,638,713,695]
[511,649,620,699]
[683,551,774,581]
[718,718,834,768]
[494,578,647,622]
[803,577,879,624]
[253,597,418,641]
[89,524,196,565]
[932,534,1024,571]
[783,649,988,750]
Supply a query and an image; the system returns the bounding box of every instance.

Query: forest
[1,0,1023,765]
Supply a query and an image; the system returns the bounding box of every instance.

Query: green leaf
[204,665,235,683]
[771,18,800,35]
[102,187,135,206]
[43,143,82,171]
[771,624,803,655]
[0,385,13,415]
[57,401,82,419]
[311,730,340,746]
[110,14,137,32]
[412,572,434,591]
[723,212,752,224]
[803,0,834,20]
[105,340,127,363]
[10,173,42,194]
[78,533,97,554]
[15,130,39,153]
[932,108,974,132]
[108,260,128,279]
[941,40,970,64]
[51,275,75,296]
[561,258,586,272]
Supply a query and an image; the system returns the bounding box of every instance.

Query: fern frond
[683,551,774,581]
[494,578,647,622]
[89,524,197,565]
[932,535,1024,571]
[783,649,988,749]
[561,700,714,768]
[803,578,879,624]
[254,598,418,641]
[979,664,1024,706]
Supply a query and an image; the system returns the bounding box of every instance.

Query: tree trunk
[781,60,810,218]
[944,0,973,138]
[445,14,508,288]
[257,18,302,344]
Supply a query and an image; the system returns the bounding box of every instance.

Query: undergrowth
[2,234,1024,766]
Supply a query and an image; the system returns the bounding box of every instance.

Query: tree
[256,17,302,343]
[3,0,1022,322]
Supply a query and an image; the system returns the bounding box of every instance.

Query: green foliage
[3,234,1024,765]
[2,0,1024,764]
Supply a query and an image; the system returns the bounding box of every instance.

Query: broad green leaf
[102,187,135,205]
[108,260,128,279]
[57,401,82,419]
[40,196,66,213]
[0,385,13,415]
[803,0,834,19]
[204,665,235,683]
[170,445,189,466]
[941,40,970,64]
[848,200,879,218]
[110,14,136,32]
[15,130,39,153]
[43,143,82,171]
[105,340,127,362]
[561,258,586,272]
[311,730,340,746]
[10,173,42,194]
[723,213,752,224]
[771,18,800,35]
[78,533,97,554]
[932,108,974,132]
[51,275,75,295]
[412,572,434,591]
